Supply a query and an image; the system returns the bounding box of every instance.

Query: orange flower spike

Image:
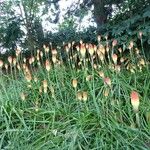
[45,59,51,71]
[88,44,94,56]
[130,91,140,113]
[112,54,118,64]
[104,77,111,87]
[112,39,117,47]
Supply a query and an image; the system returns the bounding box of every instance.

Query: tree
[64,0,124,27]
[0,0,61,53]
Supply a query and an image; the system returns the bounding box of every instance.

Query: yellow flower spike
[27,84,32,88]
[77,91,82,101]
[52,55,57,64]
[86,75,92,81]
[80,40,83,45]
[76,45,80,52]
[29,58,32,65]
[35,101,39,112]
[23,58,26,63]
[120,57,125,63]
[8,56,13,64]
[65,45,69,53]
[31,57,35,63]
[40,51,43,57]
[25,72,32,82]
[44,45,49,53]
[118,48,122,53]
[37,54,40,61]
[135,48,140,55]
[99,53,104,62]
[39,86,43,94]
[15,48,21,57]
[103,88,109,97]
[5,64,8,70]
[97,35,101,42]
[93,64,97,69]
[17,64,21,70]
[139,58,145,66]
[139,31,143,39]
[37,49,40,54]
[43,80,48,93]
[88,44,94,56]
[0,60,3,68]
[98,44,105,54]
[114,65,121,72]
[106,46,109,52]
[20,92,26,101]
[52,49,57,55]
[93,45,97,52]
[34,77,38,83]
[13,58,17,66]
[82,91,88,101]
[98,71,104,78]
[129,41,134,49]
[80,44,86,58]
[72,79,78,89]
[50,86,55,98]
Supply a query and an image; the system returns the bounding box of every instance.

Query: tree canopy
[0,0,150,56]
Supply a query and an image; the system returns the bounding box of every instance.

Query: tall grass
[0,34,150,149]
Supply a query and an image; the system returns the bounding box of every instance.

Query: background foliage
[0,0,150,59]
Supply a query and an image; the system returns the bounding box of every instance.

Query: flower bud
[130,91,139,113]
[72,79,78,88]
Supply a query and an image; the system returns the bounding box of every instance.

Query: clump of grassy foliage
[0,33,150,150]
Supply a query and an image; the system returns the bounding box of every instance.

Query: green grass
[0,42,150,149]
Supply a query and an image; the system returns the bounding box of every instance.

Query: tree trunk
[93,0,107,27]
[20,0,35,53]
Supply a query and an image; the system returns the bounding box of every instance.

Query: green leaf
[143,10,150,17]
